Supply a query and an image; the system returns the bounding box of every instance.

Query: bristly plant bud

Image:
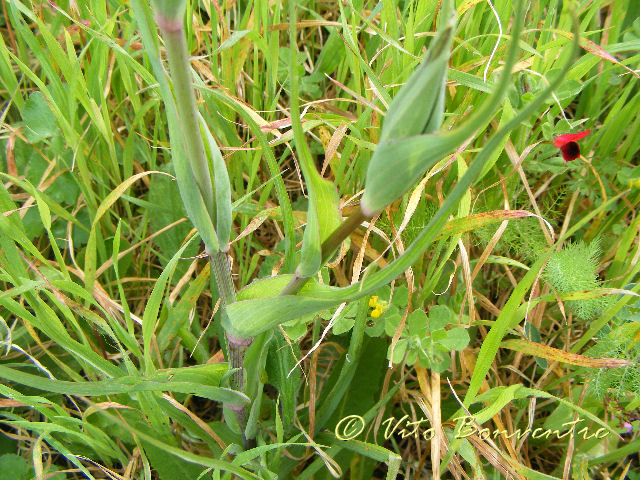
[360,0,456,216]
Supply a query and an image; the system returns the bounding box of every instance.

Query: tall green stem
[157,12,215,215]
[154,6,250,447]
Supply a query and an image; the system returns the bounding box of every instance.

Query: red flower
[554,129,591,161]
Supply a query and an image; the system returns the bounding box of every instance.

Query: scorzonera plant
[136,0,579,452]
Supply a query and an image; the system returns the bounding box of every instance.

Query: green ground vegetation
[1,0,639,478]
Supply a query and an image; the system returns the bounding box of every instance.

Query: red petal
[554,129,591,148]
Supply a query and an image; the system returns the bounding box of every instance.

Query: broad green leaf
[0,454,28,480]
[20,91,58,143]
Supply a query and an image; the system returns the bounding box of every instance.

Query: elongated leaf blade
[0,364,249,406]
[361,1,455,214]
[201,117,232,251]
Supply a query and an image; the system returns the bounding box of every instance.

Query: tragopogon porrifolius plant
[5,0,640,477]
[137,0,579,465]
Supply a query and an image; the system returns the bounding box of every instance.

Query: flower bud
[361,1,455,215]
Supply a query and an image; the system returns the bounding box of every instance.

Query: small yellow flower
[369,296,379,308]
[371,305,383,319]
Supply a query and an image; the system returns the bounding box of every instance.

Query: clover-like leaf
[365,318,386,337]
[438,327,470,351]
[384,313,403,337]
[408,310,428,337]
[432,351,452,373]
[390,339,408,364]
[390,286,409,307]
[428,305,453,332]
[406,347,419,366]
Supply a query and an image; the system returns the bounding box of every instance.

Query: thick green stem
[280,206,369,296]
[157,14,215,215]
[210,251,252,446]
[210,251,237,306]
[321,206,368,262]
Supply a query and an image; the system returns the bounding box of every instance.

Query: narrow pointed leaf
[0,364,249,406]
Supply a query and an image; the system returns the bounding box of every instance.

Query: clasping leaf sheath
[288,1,341,279]
[201,117,233,251]
[378,3,455,143]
